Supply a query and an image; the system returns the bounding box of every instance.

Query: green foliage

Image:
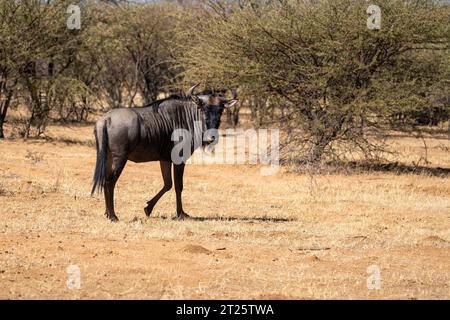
[181,0,450,163]
[0,0,93,136]
[0,0,449,167]
[0,0,183,137]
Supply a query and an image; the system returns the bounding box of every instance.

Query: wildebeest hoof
[144,204,154,217]
[107,214,119,222]
[174,212,190,220]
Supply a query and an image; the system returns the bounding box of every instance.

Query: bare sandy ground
[0,124,449,299]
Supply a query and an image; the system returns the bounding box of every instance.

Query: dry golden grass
[0,122,449,299]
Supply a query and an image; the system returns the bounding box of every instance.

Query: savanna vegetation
[1,0,449,165]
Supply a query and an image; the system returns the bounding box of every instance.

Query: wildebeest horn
[187,84,199,96]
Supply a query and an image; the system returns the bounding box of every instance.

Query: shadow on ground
[340,161,450,177]
[286,159,450,177]
[141,215,295,223]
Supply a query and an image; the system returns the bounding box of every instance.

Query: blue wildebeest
[91,85,237,221]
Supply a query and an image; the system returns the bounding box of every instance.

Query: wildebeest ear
[225,99,238,108]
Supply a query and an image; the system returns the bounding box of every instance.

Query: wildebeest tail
[91,120,108,196]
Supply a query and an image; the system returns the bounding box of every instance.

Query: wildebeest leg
[104,154,127,222]
[174,163,189,220]
[144,160,172,217]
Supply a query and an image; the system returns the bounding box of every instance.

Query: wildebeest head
[187,84,238,145]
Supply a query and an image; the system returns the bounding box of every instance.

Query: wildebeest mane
[133,94,204,149]
[141,89,221,110]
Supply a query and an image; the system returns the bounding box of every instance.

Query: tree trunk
[448,116,450,138]
[25,107,35,139]
[0,90,13,139]
[226,108,232,127]
[257,98,268,127]
[306,115,346,164]
[226,106,240,128]
[231,106,240,128]
[306,141,328,164]
[250,98,258,125]
[0,116,5,139]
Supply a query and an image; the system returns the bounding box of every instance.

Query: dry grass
[0,122,449,299]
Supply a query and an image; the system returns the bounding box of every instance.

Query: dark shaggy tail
[91,121,108,196]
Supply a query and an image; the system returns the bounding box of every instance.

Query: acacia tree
[122,3,182,103]
[92,3,183,108]
[0,0,96,137]
[0,0,23,138]
[181,0,450,163]
[1,0,186,138]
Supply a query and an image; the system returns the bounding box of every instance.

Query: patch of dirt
[181,244,212,255]
[256,294,297,300]
[306,255,321,262]
[420,236,449,246]
[0,128,449,299]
